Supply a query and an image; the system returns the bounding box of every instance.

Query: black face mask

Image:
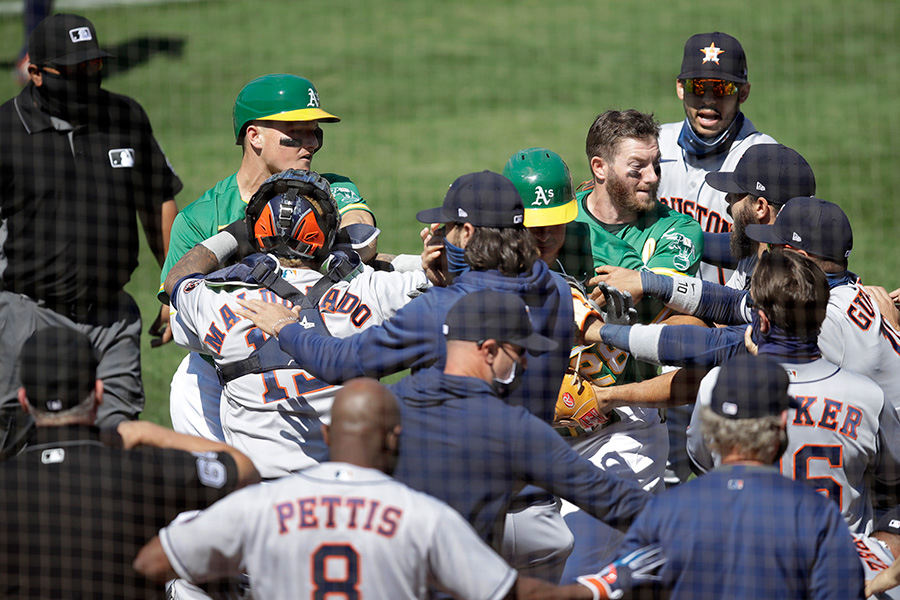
[36,70,103,122]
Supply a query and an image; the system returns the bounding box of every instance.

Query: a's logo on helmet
[307,88,320,108]
[562,392,575,408]
[532,186,554,206]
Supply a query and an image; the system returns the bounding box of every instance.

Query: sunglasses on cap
[682,78,739,97]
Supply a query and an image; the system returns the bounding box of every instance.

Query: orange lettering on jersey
[203,322,227,354]
[275,501,295,534]
[319,288,340,313]
[377,507,403,537]
[219,303,240,331]
[298,497,319,528]
[336,292,360,314]
[321,496,341,528]
[838,406,863,440]
[818,398,842,430]
[350,305,372,328]
[847,290,875,331]
[346,498,366,529]
[363,500,380,530]
[792,396,817,426]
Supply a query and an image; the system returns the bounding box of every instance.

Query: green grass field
[2,0,898,425]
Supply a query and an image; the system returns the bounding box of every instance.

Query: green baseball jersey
[574,189,704,383]
[575,189,703,323]
[159,172,371,299]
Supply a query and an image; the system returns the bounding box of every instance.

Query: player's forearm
[117,421,261,488]
[133,536,177,583]
[641,271,750,325]
[163,236,232,299]
[513,577,592,600]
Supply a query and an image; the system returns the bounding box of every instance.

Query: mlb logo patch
[108,148,135,168]
[69,27,93,43]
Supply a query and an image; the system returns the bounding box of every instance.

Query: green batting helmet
[502,148,578,227]
[233,74,341,144]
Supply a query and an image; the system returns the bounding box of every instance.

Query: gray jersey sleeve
[427,507,517,600]
[686,367,720,473]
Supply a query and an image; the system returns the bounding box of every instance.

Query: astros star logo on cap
[701,42,724,64]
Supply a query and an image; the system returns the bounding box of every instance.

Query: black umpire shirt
[0,425,239,598]
[0,83,182,312]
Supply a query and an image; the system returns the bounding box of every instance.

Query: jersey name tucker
[791,395,863,440]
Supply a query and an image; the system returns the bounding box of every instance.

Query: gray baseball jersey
[170,264,427,479]
[657,118,776,284]
[159,462,518,600]
[819,280,900,413]
[687,357,900,534]
[853,534,900,600]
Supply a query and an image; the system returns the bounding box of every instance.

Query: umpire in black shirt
[0,14,182,458]
[0,327,260,598]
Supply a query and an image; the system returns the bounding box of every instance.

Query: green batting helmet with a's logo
[233,74,340,144]
[502,148,578,227]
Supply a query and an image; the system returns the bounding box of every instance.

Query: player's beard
[730,202,760,260]
[606,168,658,216]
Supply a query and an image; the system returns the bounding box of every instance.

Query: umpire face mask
[37,70,103,122]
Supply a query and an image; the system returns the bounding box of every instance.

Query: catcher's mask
[245,169,340,262]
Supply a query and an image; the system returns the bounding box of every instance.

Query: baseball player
[158,74,378,443]
[135,378,546,600]
[855,508,900,599]
[164,170,427,479]
[235,170,579,581]
[502,146,668,580]
[591,197,900,415]
[591,353,865,599]
[657,32,777,285]
[686,251,900,534]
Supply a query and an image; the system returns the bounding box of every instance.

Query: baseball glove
[554,367,619,437]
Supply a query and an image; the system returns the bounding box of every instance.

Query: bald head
[324,378,401,473]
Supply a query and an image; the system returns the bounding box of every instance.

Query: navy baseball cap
[705,144,816,205]
[18,327,99,413]
[874,508,900,535]
[28,14,112,67]
[711,354,799,420]
[443,290,558,354]
[417,171,525,228]
[679,32,748,83]
[745,196,853,262]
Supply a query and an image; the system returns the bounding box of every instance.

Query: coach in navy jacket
[389,290,649,552]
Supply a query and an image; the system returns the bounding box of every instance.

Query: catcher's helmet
[502,148,577,228]
[233,74,340,144]
[245,169,340,263]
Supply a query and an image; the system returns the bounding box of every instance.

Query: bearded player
[163,170,426,479]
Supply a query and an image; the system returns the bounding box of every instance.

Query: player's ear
[17,388,30,414]
[321,423,331,448]
[676,78,686,101]
[457,222,476,248]
[244,123,264,152]
[757,309,771,334]
[94,379,104,406]
[479,339,500,364]
[738,82,751,104]
[590,155,608,183]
